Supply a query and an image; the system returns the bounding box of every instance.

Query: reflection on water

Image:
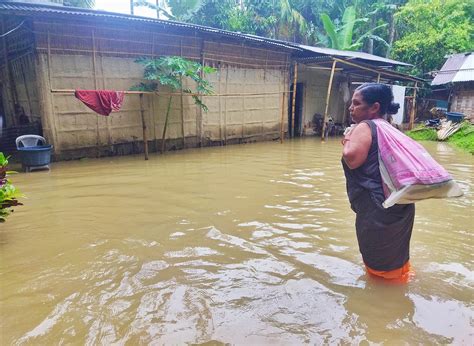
[1,139,473,344]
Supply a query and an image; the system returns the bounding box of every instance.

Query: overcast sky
[95,0,159,18]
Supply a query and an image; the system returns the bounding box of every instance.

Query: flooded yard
[1,138,472,344]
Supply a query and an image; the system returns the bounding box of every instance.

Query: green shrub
[0,153,23,222]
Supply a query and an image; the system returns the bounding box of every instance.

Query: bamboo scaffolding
[321,60,337,141]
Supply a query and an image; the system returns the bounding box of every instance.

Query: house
[0,2,419,160]
[431,52,474,122]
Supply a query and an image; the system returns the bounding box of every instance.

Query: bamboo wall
[29,18,290,159]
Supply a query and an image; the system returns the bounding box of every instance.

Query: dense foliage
[135,0,473,77]
[392,0,473,77]
[0,153,22,222]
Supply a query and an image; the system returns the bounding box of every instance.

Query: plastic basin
[446,112,465,123]
[17,145,53,167]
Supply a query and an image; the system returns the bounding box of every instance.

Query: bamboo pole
[161,96,173,153]
[291,62,298,138]
[321,59,337,141]
[409,82,418,130]
[139,93,149,160]
[224,67,228,145]
[332,57,420,83]
[51,89,286,97]
[180,39,185,149]
[19,62,33,116]
[2,18,18,126]
[280,85,285,143]
[92,30,100,157]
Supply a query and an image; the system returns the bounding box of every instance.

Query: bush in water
[0,153,23,222]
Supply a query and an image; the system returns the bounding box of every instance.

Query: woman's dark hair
[355,83,400,115]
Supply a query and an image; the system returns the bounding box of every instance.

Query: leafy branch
[132,56,216,153]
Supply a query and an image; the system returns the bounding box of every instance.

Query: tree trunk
[386,11,396,58]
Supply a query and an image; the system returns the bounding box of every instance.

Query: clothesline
[51,89,292,97]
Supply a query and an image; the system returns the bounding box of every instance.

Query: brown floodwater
[1,139,472,344]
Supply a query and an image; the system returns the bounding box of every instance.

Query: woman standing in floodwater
[341,83,415,282]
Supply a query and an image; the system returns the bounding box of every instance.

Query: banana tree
[132,56,216,153]
[320,6,388,51]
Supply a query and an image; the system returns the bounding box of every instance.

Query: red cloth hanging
[74,90,125,116]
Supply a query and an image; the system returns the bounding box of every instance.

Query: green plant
[320,6,388,51]
[132,56,216,153]
[0,153,23,222]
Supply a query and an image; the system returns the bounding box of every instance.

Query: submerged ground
[1,138,472,344]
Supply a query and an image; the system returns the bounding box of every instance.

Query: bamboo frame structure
[321,60,337,141]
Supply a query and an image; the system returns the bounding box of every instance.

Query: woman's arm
[342,122,372,169]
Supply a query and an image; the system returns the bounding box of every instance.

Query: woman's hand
[342,123,372,169]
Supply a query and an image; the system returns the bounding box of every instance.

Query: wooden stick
[92,30,100,157]
[139,93,149,160]
[19,62,33,115]
[180,39,185,148]
[161,96,173,153]
[2,19,18,126]
[321,59,337,141]
[291,62,298,138]
[224,67,228,145]
[377,73,381,83]
[50,89,287,97]
[409,82,418,130]
[280,83,285,143]
[332,58,420,82]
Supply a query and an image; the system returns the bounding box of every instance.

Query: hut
[0,2,420,160]
[0,2,299,159]
[431,52,474,122]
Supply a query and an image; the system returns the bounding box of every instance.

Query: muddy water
[1,139,472,344]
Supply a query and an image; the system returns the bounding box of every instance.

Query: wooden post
[224,66,228,145]
[280,55,288,143]
[409,82,418,130]
[20,62,33,116]
[140,93,149,160]
[2,18,18,126]
[161,96,173,153]
[198,40,205,147]
[321,59,337,141]
[92,30,100,157]
[291,62,298,138]
[180,40,185,148]
[377,73,381,83]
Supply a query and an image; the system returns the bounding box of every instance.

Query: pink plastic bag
[373,119,463,208]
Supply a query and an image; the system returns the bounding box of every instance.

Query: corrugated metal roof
[0,1,301,51]
[431,52,474,85]
[297,44,411,67]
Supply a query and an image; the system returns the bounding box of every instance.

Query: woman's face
[349,90,379,123]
